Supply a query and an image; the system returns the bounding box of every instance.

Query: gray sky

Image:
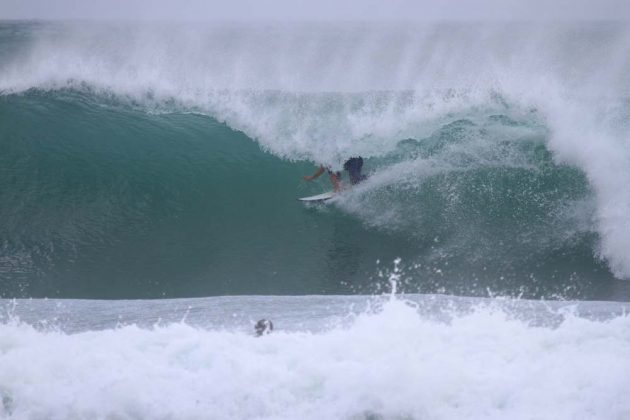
[1,0,628,21]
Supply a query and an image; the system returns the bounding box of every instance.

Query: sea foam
[0,295,628,419]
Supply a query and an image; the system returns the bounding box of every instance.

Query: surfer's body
[303,157,365,192]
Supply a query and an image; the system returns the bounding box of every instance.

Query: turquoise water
[0,88,624,300]
[1,21,630,300]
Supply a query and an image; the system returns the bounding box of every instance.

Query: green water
[0,90,626,300]
[2,21,630,300]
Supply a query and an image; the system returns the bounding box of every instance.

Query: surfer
[303,157,365,192]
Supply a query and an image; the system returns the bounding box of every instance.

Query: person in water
[255,319,273,337]
[303,157,366,192]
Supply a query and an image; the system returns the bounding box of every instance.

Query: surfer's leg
[329,172,341,191]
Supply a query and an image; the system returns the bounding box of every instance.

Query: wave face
[1,22,630,299]
[1,295,629,419]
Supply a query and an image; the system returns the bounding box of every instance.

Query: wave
[2,88,623,299]
[1,22,630,298]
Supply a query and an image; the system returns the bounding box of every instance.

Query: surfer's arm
[303,166,325,181]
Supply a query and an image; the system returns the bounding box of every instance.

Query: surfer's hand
[303,175,312,181]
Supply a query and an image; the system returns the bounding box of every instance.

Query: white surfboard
[298,191,336,202]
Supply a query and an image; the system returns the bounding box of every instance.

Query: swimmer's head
[255,319,273,336]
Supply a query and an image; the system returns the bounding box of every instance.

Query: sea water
[1,21,630,419]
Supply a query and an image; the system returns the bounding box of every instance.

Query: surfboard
[298,191,335,202]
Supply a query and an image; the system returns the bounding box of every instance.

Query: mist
[1,0,629,22]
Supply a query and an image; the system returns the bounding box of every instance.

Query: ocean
[0,21,629,419]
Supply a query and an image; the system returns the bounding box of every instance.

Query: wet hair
[255,319,274,336]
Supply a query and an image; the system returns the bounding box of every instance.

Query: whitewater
[1,20,630,419]
[1,294,629,419]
